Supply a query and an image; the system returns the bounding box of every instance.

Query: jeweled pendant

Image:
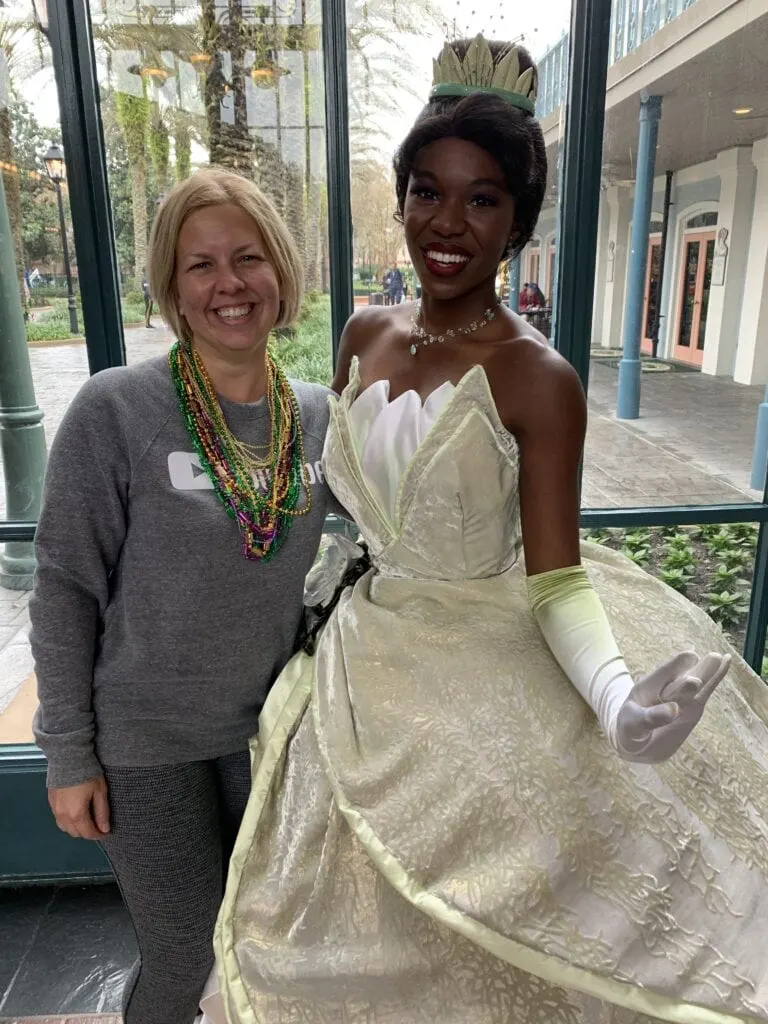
[410,343,417,356]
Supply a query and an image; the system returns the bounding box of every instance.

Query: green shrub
[621,544,650,566]
[275,294,333,385]
[710,563,749,591]
[706,590,749,628]
[26,322,82,342]
[662,549,696,573]
[659,567,691,593]
[122,301,146,323]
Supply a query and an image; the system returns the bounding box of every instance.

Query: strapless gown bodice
[347,377,455,523]
[325,359,522,581]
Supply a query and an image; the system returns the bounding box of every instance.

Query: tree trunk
[203,0,253,176]
[175,123,191,181]
[131,160,147,289]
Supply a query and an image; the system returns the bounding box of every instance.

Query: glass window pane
[89,0,330,382]
[0,2,90,747]
[584,0,767,508]
[581,522,759,657]
[345,3,571,345]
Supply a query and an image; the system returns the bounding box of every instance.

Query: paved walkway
[585,359,764,507]
[1,324,766,742]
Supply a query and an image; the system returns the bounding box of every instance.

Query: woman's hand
[616,651,731,763]
[49,775,111,839]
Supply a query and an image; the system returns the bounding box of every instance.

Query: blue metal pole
[750,386,768,491]
[550,141,563,349]
[617,92,662,419]
[508,256,521,312]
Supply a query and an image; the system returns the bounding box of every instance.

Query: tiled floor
[0,1018,121,1023]
[0,885,136,1020]
[0,1017,121,1023]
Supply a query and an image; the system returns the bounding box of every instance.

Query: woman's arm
[508,346,585,577]
[30,376,129,790]
[494,345,729,763]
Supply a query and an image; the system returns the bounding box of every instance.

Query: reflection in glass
[90,0,331,379]
[677,239,699,350]
[641,0,660,40]
[627,0,639,51]
[643,241,661,342]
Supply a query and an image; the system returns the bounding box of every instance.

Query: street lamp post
[0,170,47,589]
[43,144,79,336]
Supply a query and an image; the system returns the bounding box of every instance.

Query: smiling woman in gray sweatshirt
[29,168,340,1024]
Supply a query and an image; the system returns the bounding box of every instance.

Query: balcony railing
[535,0,698,119]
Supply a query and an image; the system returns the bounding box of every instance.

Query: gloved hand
[528,565,733,764]
[616,651,731,763]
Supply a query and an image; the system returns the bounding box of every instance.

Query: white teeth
[426,251,470,265]
[216,305,252,319]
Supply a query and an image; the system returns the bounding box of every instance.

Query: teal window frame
[1,0,766,883]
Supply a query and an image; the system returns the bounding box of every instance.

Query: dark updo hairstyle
[393,39,547,260]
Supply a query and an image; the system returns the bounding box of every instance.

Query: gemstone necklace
[409,300,500,356]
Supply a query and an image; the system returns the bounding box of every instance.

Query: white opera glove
[616,650,730,761]
[527,566,731,763]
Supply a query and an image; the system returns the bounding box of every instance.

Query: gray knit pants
[101,751,252,1024]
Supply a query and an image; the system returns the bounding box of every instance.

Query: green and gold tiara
[430,34,537,114]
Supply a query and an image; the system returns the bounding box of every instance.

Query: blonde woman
[30,168,339,1024]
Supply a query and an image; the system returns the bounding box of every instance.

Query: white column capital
[716,146,754,175]
[605,182,633,215]
[752,138,768,169]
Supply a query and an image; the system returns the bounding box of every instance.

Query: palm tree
[115,88,150,288]
[149,109,171,191]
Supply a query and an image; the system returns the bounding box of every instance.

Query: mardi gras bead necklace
[170,340,311,561]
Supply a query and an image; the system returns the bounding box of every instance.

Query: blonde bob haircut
[148,166,303,343]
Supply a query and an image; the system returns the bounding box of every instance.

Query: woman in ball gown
[204,35,768,1024]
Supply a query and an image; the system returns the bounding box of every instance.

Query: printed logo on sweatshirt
[168,451,325,491]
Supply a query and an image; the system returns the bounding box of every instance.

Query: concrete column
[734,138,768,386]
[702,147,755,377]
[618,93,662,419]
[597,184,632,349]
[591,192,609,348]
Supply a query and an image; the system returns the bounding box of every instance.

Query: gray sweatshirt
[30,354,337,787]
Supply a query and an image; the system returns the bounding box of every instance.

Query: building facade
[528,0,768,385]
